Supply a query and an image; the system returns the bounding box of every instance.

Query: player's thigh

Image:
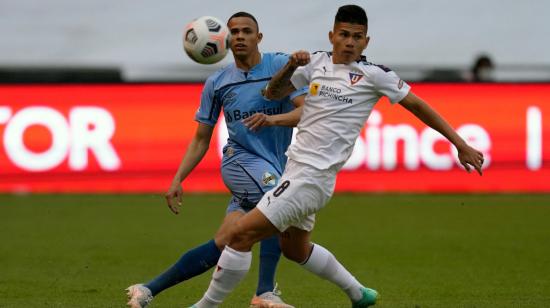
[221,154,280,206]
[280,226,312,263]
[214,210,244,249]
[229,208,280,251]
[257,175,323,233]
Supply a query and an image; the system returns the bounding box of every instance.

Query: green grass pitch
[1,194,549,307]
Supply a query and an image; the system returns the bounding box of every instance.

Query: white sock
[301,243,364,302]
[194,246,252,308]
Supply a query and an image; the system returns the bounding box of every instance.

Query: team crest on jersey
[262,172,277,186]
[349,72,363,85]
[398,79,404,89]
[225,146,234,157]
[310,82,320,96]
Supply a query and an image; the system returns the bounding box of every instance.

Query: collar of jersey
[327,52,368,64]
[235,52,264,76]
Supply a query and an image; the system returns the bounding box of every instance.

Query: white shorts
[256,159,338,232]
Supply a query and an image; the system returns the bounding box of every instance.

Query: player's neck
[331,53,361,65]
[234,51,262,71]
[332,56,355,65]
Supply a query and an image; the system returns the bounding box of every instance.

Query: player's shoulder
[205,63,238,89]
[311,50,331,60]
[306,51,332,66]
[356,57,395,74]
[263,51,289,60]
[262,52,290,72]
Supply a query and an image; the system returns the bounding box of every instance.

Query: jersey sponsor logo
[310,82,320,96]
[262,172,277,186]
[349,72,364,85]
[398,79,404,89]
[319,84,353,104]
[225,105,283,122]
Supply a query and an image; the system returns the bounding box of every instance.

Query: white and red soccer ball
[184,16,230,64]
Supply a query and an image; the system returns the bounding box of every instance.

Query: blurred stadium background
[0,1,549,307]
[1,0,550,82]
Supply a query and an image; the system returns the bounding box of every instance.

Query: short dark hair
[228,11,259,31]
[335,5,368,29]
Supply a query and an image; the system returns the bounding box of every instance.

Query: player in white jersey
[189,5,484,308]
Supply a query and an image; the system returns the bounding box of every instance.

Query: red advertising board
[0,83,548,193]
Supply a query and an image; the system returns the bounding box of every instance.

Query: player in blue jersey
[126,12,306,308]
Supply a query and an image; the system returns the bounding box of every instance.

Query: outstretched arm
[399,92,485,175]
[243,94,305,130]
[264,51,310,100]
[165,122,214,214]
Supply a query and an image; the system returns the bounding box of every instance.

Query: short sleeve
[195,77,221,126]
[372,66,411,104]
[289,86,308,100]
[290,64,312,89]
[271,52,290,72]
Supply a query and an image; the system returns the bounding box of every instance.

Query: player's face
[227,17,262,58]
[329,22,369,64]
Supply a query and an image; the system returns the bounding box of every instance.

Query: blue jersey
[196,52,307,174]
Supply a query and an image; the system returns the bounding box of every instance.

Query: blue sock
[145,239,221,296]
[256,234,281,295]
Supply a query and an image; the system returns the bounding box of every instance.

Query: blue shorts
[221,149,282,214]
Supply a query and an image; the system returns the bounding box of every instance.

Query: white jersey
[288,51,411,170]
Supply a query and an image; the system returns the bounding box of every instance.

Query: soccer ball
[183,16,230,64]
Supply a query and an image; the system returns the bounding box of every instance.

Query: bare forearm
[264,62,298,100]
[269,106,303,127]
[399,92,484,175]
[410,102,466,148]
[242,95,304,130]
[173,138,209,183]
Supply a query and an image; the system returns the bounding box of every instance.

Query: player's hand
[457,144,484,176]
[242,113,273,131]
[289,50,310,68]
[165,181,183,214]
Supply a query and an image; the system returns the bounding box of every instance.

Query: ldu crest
[349,72,363,85]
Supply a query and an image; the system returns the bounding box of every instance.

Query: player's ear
[257,32,263,43]
[328,31,334,44]
[364,36,370,49]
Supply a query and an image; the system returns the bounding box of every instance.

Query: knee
[281,242,311,263]
[214,229,231,250]
[215,225,248,250]
[226,221,256,251]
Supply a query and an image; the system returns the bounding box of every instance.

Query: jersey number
[273,180,290,197]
